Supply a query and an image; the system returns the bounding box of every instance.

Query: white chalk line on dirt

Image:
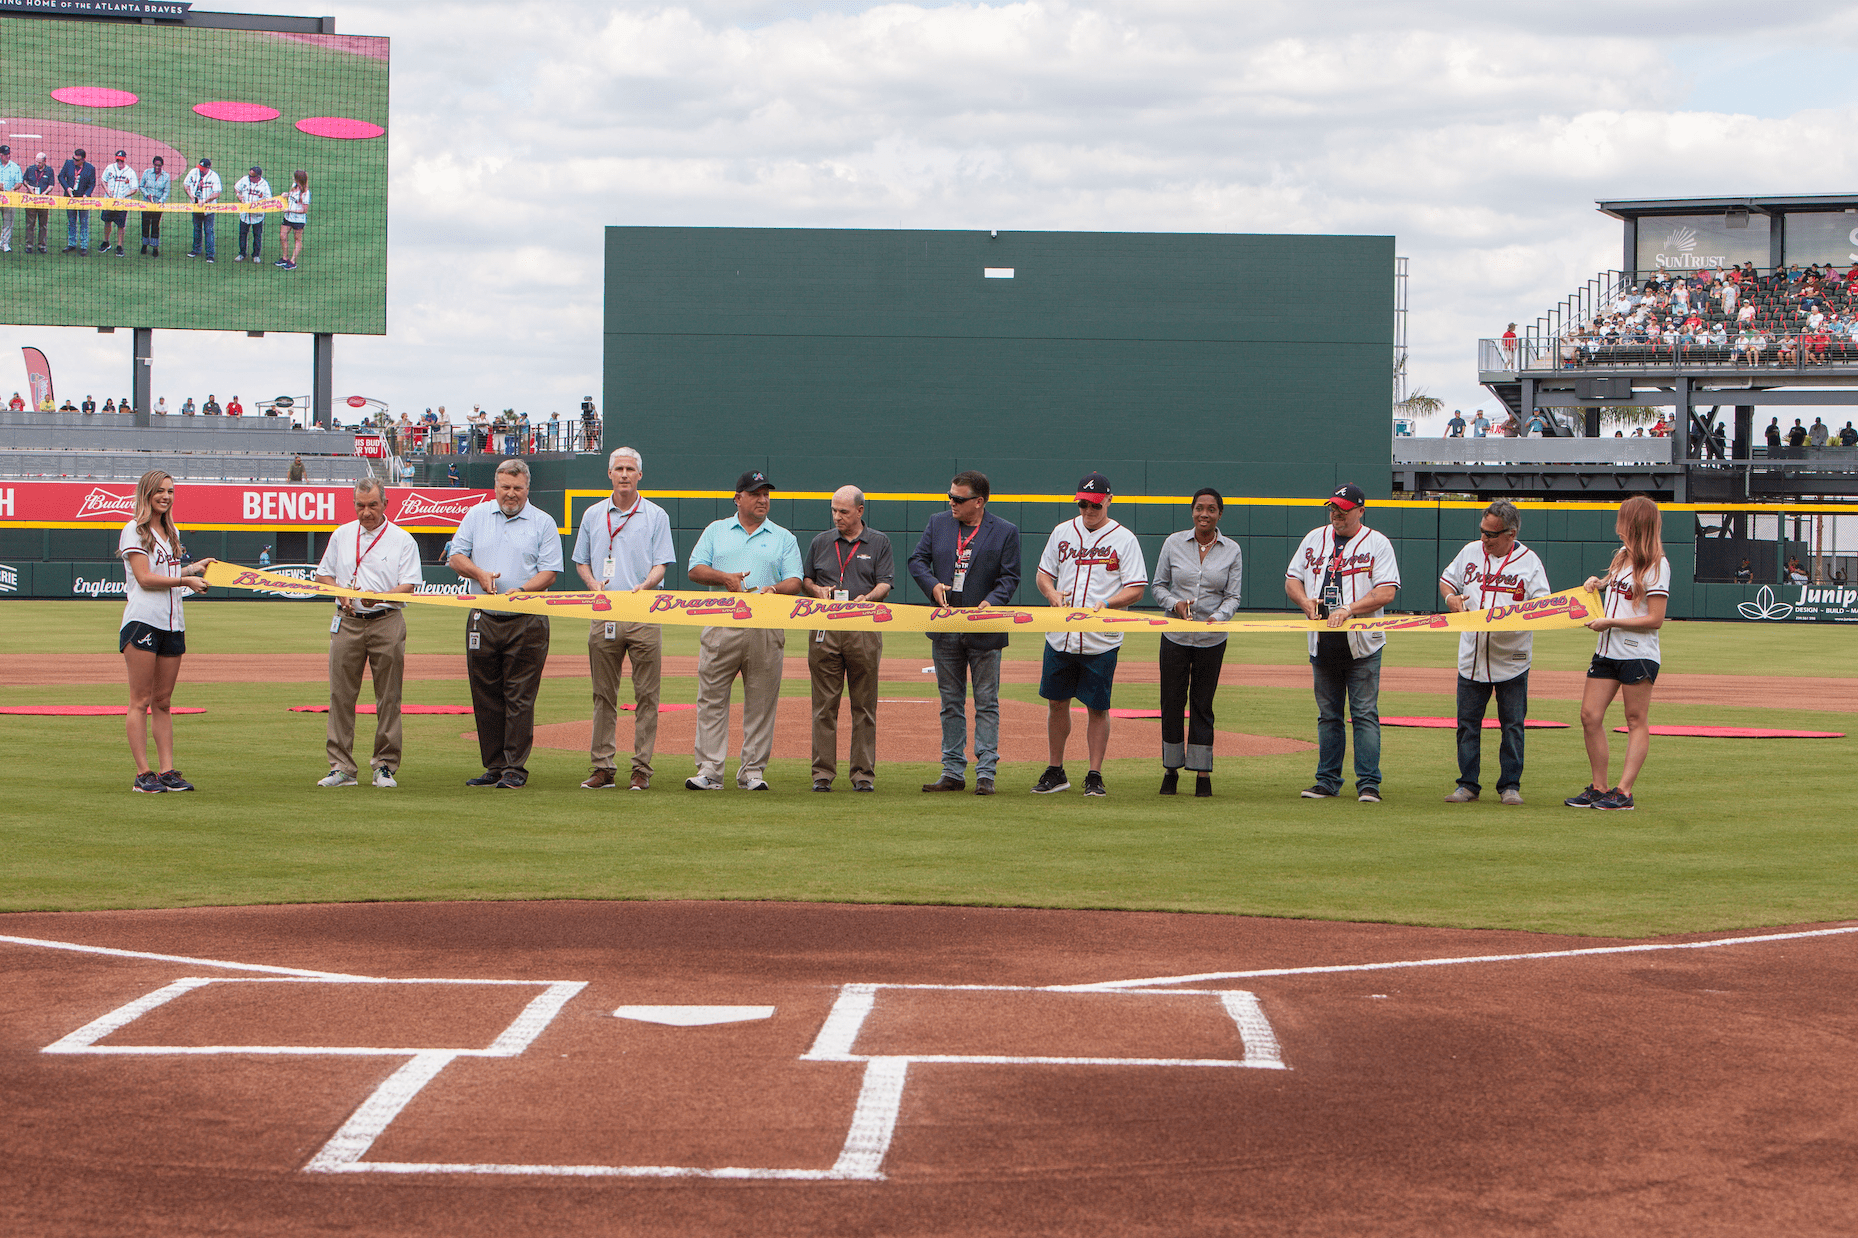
[1055,923,1858,991]
[0,933,375,980]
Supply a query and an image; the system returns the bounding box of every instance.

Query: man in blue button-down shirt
[138,155,170,257]
[447,459,563,788]
[684,469,803,791]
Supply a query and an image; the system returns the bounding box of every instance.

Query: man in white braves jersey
[1438,501,1550,805]
[1284,483,1401,803]
[1032,472,1148,797]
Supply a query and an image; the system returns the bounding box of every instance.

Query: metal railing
[383,418,603,458]
[1482,334,1858,374]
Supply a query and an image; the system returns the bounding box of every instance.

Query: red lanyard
[955,521,979,563]
[606,499,640,545]
[834,536,860,587]
[351,521,389,588]
[1480,545,1521,604]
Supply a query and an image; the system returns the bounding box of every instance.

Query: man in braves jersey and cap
[1284,483,1401,803]
[1031,472,1148,796]
[1438,501,1550,805]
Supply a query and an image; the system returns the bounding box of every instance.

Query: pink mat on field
[194,101,281,122]
[1382,716,1570,730]
[0,706,204,716]
[289,704,473,715]
[1613,725,1844,739]
[52,87,138,108]
[622,703,696,712]
[295,116,383,139]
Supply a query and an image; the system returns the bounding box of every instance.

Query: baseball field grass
[3,601,1853,935]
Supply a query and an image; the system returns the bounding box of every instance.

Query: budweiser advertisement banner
[204,562,1606,635]
[0,481,495,531]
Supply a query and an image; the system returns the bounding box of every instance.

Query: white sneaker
[740,777,771,791]
[317,770,359,787]
[684,775,725,791]
[373,768,397,788]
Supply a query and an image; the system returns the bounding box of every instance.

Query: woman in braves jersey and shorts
[1567,496,1666,811]
[119,470,214,793]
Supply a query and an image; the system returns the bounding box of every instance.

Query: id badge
[468,632,480,650]
[603,556,615,582]
[816,630,826,644]
[951,569,967,592]
[833,589,850,602]
[330,611,343,635]
[604,621,617,640]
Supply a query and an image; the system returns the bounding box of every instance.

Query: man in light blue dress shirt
[684,469,803,791]
[447,459,562,788]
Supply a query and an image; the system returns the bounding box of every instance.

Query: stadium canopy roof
[1598,194,1858,220]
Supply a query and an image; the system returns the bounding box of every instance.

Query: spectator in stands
[81,395,95,415]
[58,398,76,412]
[40,395,56,411]
[1735,560,1752,583]
[1809,418,1830,447]
[181,397,196,415]
[226,396,243,417]
[1707,323,1728,353]
[1841,422,1857,447]
[1786,557,1808,584]
[155,397,168,415]
[1525,411,1550,437]
[6,393,21,411]
[1775,333,1799,367]
[1472,410,1489,437]
[288,455,307,482]
[1446,409,1466,437]
[259,545,271,567]
[102,399,116,413]
[447,461,462,486]
[119,394,131,413]
[1500,323,1518,367]
[1650,416,1669,438]
[203,395,222,416]
[1787,420,1808,447]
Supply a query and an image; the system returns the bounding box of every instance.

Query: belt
[349,607,399,620]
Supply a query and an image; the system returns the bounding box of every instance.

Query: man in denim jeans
[1284,484,1400,803]
[908,470,1020,795]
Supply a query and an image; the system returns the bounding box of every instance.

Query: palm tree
[1395,389,1444,419]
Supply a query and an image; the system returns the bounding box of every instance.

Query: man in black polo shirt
[803,485,894,792]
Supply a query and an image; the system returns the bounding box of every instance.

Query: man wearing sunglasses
[1438,501,1550,805]
[907,471,1020,795]
[1032,472,1148,797]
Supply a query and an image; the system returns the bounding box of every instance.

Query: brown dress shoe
[581,768,617,789]
[629,773,650,791]
[921,776,966,792]
[974,779,995,796]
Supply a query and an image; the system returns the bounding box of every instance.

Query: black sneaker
[139,244,147,255]
[465,771,501,786]
[1083,770,1106,797]
[275,258,289,268]
[1194,777,1212,798]
[495,772,527,789]
[1357,786,1382,804]
[1300,785,1338,799]
[1563,784,1604,808]
[1031,766,1070,794]
[132,771,167,794]
[1159,770,1179,795]
[205,256,214,263]
[1593,788,1635,811]
[115,245,125,256]
[186,250,198,258]
[79,248,87,256]
[157,769,195,791]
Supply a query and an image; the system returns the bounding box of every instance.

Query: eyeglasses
[947,493,978,505]
[1479,527,1510,539]
[1077,499,1103,510]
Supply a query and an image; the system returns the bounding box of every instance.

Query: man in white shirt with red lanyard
[1032,471,1148,797]
[1284,483,1401,803]
[313,478,424,788]
[572,447,676,790]
[1438,501,1551,805]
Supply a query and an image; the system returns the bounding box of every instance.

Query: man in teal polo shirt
[685,470,803,791]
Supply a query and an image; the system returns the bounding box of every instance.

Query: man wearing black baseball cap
[683,469,804,791]
[1284,482,1401,802]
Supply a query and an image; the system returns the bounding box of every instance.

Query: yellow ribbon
[0,190,291,215]
[204,562,1605,634]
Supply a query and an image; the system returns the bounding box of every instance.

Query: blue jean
[238,219,263,258]
[65,210,89,249]
[192,213,215,257]
[1456,672,1528,793]
[1311,648,1381,793]
[930,635,1001,781]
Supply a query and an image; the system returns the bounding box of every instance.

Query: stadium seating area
[0,409,371,483]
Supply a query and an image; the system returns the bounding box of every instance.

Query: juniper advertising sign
[1737,584,1858,623]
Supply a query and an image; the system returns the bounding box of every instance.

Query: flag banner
[21,347,52,408]
[203,563,1604,634]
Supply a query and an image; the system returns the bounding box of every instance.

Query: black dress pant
[1159,637,1226,771]
[466,611,550,776]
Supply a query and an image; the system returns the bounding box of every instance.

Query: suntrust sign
[0,482,495,531]
[1637,214,1770,273]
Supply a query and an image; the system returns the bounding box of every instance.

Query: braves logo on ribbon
[789,599,895,624]
[649,594,756,621]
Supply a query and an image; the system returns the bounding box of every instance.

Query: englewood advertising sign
[1637,213,1771,272]
[0,482,495,531]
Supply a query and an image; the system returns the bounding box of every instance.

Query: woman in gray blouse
[1151,488,1244,796]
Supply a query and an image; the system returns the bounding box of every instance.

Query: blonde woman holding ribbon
[118,470,214,793]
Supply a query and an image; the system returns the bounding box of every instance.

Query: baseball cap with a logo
[1075,472,1112,504]
[735,470,775,493]
[1327,483,1367,511]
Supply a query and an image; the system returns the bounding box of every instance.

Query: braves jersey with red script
[1440,539,1552,683]
[1285,524,1401,659]
[1038,517,1148,655]
[1596,557,1669,663]
[118,520,186,632]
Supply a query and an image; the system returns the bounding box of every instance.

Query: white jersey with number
[1440,539,1552,682]
[1596,557,1670,663]
[1285,524,1401,659]
[118,520,186,631]
[1038,517,1148,655]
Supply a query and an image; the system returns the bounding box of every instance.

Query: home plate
[612,1005,777,1026]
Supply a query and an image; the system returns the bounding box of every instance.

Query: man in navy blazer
[909,470,1021,795]
[57,148,97,255]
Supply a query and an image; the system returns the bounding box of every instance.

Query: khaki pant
[808,630,881,785]
[589,619,663,779]
[694,626,784,785]
[326,608,407,775]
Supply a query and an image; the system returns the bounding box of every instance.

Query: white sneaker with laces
[317,770,358,788]
[373,768,398,788]
[685,775,725,791]
[740,777,771,791]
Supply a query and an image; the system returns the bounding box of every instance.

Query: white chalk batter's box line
[34,972,1285,1183]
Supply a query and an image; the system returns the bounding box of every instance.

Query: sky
[8,0,1858,432]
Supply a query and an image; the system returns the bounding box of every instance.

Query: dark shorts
[100,209,127,225]
[283,219,305,231]
[1588,654,1658,685]
[1040,644,1119,712]
[120,621,185,657]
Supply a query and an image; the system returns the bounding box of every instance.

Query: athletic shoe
[283,261,297,270]
[1031,766,1070,794]
[465,771,501,786]
[685,775,724,791]
[1444,786,1478,803]
[1358,787,1382,803]
[629,773,649,791]
[79,248,87,256]
[853,782,874,793]
[1159,770,1179,796]
[1194,777,1212,798]
[317,770,359,788]
[139,244,147,255]
[115,245,124,256]
[62,246,75,253]
[373,768,397,789]
[186,250,198,258]
[233,253,245,262]
[1499,788,1524,806]
[1593,788,1635,811]
[495,772,526,789]
[813,779,832,793]
[132,771,167,794]
[275,258,289,267]
[157,769,195,791]
[581,768,617,790]
[974,779,994,796]
[1300,785,1338,799]
[742,778,771,791]
[1563,784,1604,808]
[205,256,214,263]
[1083,770,1106,797]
